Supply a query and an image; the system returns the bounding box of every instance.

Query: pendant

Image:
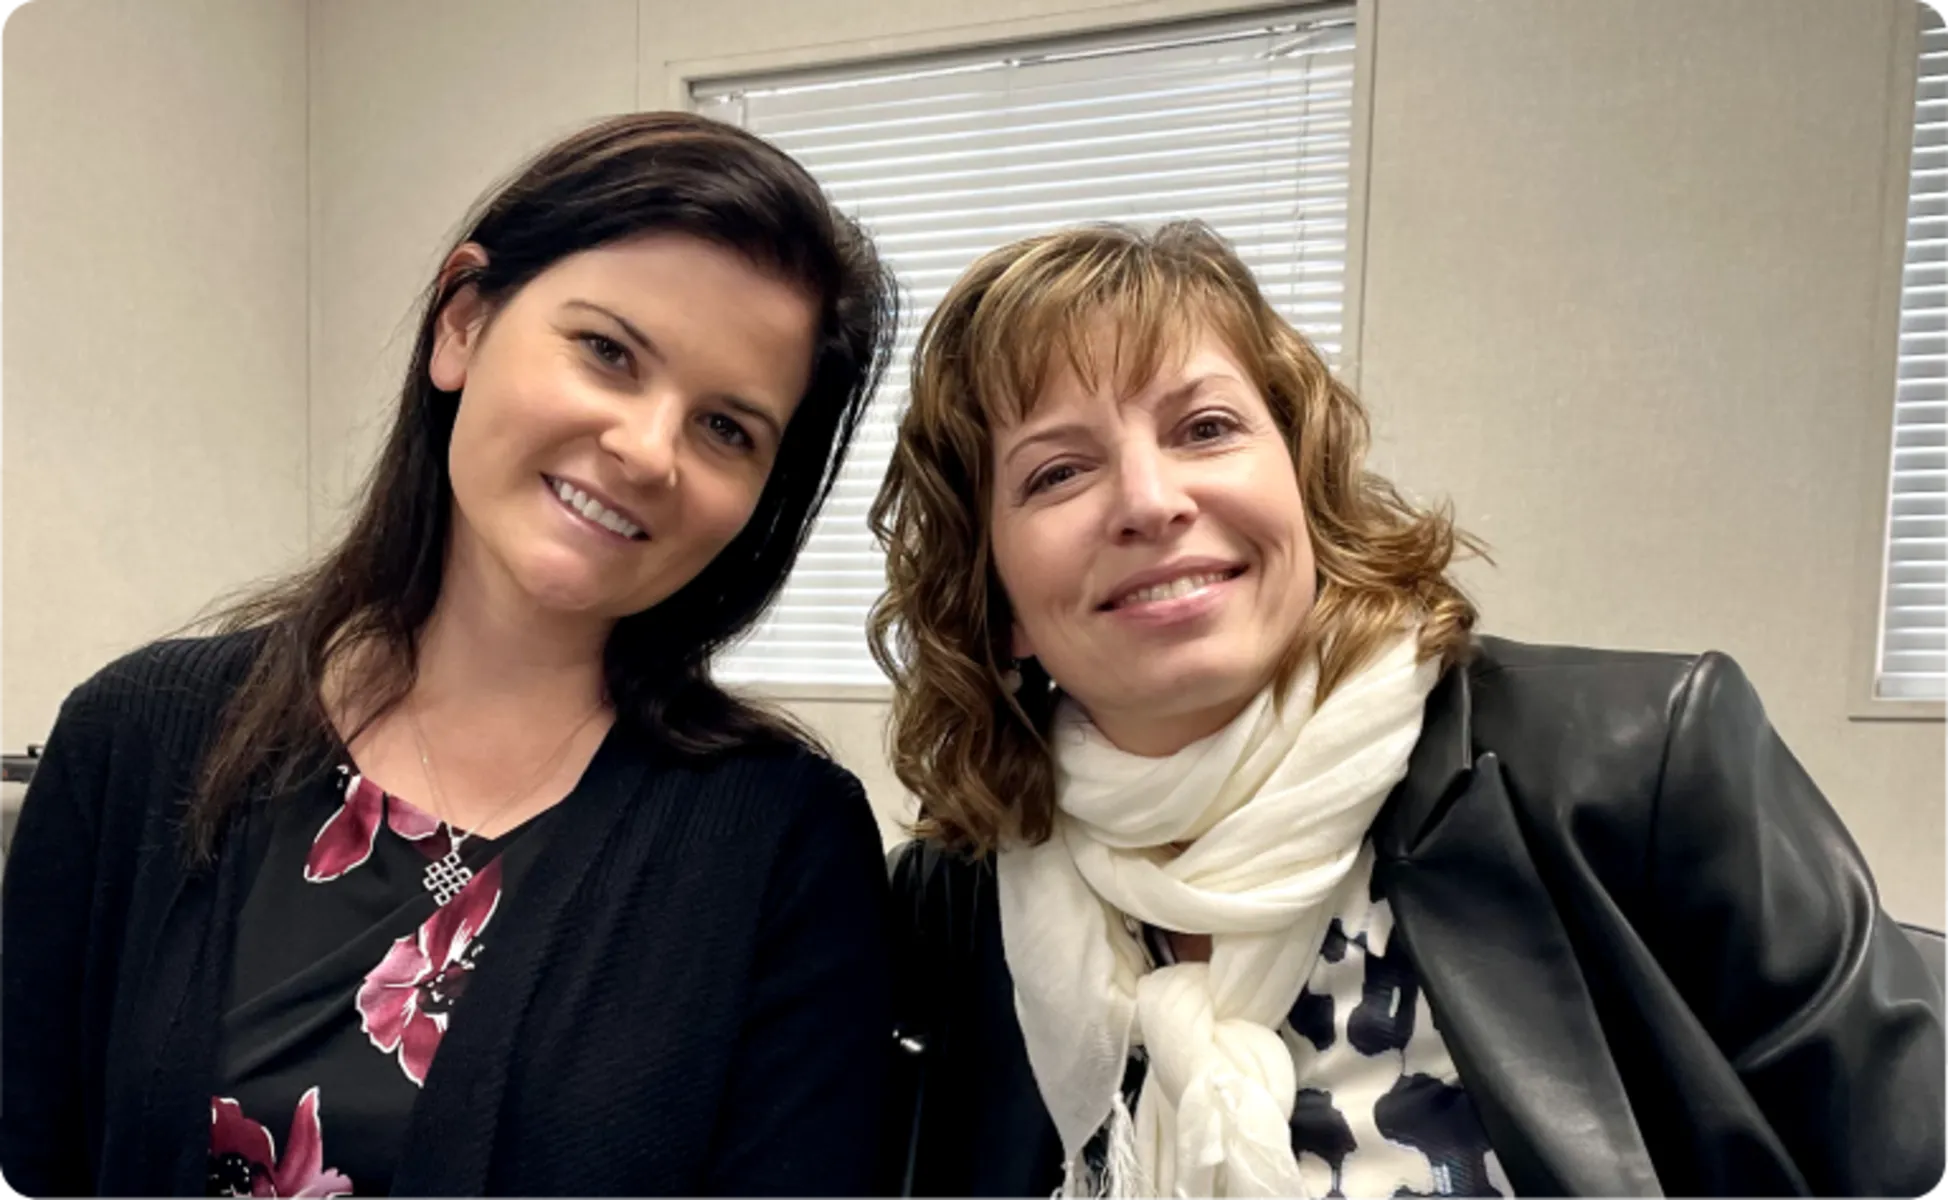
[424,847,474,906]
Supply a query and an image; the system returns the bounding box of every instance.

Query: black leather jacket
[881,638,1946,1197]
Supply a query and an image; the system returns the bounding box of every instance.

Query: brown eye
[580,333,630,370]
[1027,462,1080,495]
[703,412,754,450]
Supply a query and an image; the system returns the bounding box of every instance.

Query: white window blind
[1878,3,1948,702]
[694,6,1356,686]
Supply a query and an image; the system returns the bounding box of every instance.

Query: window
[693,6,1357,686]
[1877,3,1948,702]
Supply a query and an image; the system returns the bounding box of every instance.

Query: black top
[2,631,893,1196]
[214,765,559,1196]
[884,638,1946,1198]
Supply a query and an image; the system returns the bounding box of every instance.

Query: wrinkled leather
[882,637,1946,1197]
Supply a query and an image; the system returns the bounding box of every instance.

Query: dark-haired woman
[2,112,899,1197]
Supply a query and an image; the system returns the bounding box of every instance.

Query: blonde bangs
[954,227,1259,431]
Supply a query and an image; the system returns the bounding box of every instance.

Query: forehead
[1002,319,1255,430]
[514,235,816,411]
[523,234,777,297]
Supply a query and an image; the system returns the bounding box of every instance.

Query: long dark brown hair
[188,112,898,861]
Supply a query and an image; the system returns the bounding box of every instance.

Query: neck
[1089,692,1257,757]
[412,534,612,721]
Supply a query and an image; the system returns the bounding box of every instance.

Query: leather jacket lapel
[1372,666,1662,1198]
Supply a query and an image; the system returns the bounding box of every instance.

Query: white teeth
[550,478,643,539]
[1118,571,1230,607]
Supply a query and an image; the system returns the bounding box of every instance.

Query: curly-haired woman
[868,220,1944,1198]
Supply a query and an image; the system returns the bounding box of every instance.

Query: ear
[428,243,492,393]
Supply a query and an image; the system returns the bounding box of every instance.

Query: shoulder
[1461,634,1738,769]
[66,628,264,715]
[1448,635,1771,851]
[1450,634,1786,890]
[887,837,996,957]
[57,627,267,747]
[623,732,883,863]
[663,737,870,816]
[888,837,990,901]
[1465,633,1703,696]
[21,629,266,860]
[672,743,891,929]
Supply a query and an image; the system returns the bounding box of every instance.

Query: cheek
[987,526,1039,641]
[449,375,534,481]
[1285,493,1315,576]
[1266,471,1318,612]
[678,471,769,558]
[1227,452,1314,593]
[444,399,495,509]
[1253,451,1311,553]
[990,515,1084,633]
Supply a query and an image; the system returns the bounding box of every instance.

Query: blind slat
[697,7,1356,685]
[1877,5,1948,701]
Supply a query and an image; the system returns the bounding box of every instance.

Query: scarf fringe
[1059,1094,1152,1199]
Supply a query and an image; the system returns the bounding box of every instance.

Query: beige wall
[306,0,639,540]
[1354,0,1944,923]
[6,0,1939,919]
[2,0,310,749]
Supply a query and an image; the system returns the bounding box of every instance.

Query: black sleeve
[1649,652,1944,1197]
[703,769,893,1197]
[1,700,112,1197]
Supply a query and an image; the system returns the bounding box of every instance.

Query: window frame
[672,0,1378,701]
[1852,0,1946,722]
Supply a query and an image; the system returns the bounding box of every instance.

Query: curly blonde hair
[868,220,1482,854]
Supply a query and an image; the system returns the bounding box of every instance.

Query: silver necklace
[407,699,604,905]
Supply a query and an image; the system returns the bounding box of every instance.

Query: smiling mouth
[1102,566,1247,610]
[544,475,648,541]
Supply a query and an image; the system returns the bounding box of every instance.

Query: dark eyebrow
[563,298,786,442]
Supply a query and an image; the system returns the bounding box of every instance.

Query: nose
[1108,441,1195,543]
[599,388,683,489]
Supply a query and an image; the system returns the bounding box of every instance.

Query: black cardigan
[883,638,1946,1197]
[1,632,893,1196]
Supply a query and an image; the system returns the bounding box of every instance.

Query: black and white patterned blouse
[1137,843,1513,1198]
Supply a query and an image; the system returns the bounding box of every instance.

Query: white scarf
[997,630,1439,1198]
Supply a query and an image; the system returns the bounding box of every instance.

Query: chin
[1149,649,1272,699]
[509,556,621,617]
[522,584,615,618]
[1162,681,1264,720]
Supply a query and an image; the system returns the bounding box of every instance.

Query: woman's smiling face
[988,323,1317,755]
[431,234,818,625]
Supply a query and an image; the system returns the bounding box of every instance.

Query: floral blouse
[207,766,556,1196]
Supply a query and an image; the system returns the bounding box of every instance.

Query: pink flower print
[304,773,447,882]
[356,858,502,1085]
[207,1087,353,1197]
